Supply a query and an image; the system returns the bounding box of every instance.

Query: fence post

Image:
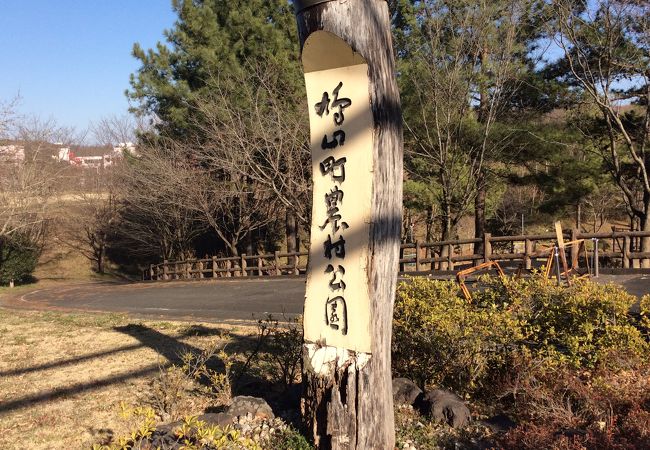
[226,259,232,277]
[524,239,533,270]
[212,256,217,278]
[274,251,281,276]
[241,254,247,277]
[149,264,154,281]
[399,245,405,272]
[258,256,264,276]
[592,238,599,278]
[483,233,492,263]
[293,253,300,275]
[415,241,422,272]
[185,262,190,279]
[447,243,455,271]
[163,260,169,280]
[571,228,579,269]
[623,235,631,269]
[198,261,204,279]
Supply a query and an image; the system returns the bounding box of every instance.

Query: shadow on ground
[0,322,298,418]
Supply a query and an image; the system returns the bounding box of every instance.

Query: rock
[480,414,516,433]
[392,378,423,406]
[149,426,181,449]
[197,412,235,427]
[227,396,275,420]
[415,389,470,428]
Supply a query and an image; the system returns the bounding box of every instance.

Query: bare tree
[91,114,150,149]
[57,173,119,274]
[0,96,20,138]
[0,111,69,283]
[113,142,205,262]
[16,115,87,147]
[184,166,277,257]
[192,61,310,255]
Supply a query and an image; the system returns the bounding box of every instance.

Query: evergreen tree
[126,1,306,258]
[128,0,301,138]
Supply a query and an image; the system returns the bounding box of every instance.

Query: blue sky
[0,0,176,134]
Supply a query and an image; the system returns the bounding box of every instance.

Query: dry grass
[0,307,256,449]
[34,245,96,281]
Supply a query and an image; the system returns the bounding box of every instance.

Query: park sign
[302,31,374,354]
[295,1,402,448]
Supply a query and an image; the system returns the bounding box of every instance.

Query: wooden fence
[143,230,650,281]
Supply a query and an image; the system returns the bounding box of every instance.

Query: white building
[0,144,25,164]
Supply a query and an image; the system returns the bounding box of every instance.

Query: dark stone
[392,378,423,406]
[197,412,235,427]
[227,395,275,420]
[149,426,181,449]
[415,389,470,428]
[147,413,235,449]
[480,414,517,433]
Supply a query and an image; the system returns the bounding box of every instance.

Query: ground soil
[0,307,256,450]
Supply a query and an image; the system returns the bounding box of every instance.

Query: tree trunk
[425,205,434,242]
[246,231,254,256]
[641,206,650,269]
[473,183,486,256]
[440,200,452,270]
[97,245,105,274]
[425,205,434,262]
[286,208,298,266]
[295,2,403,448]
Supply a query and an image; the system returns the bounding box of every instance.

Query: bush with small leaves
[393,277,528,394]
[258,315,303,388]
[0,234,40,285]
[393,276,649,397]
[93,411,262,450]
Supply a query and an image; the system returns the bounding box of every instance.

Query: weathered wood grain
[296,1,403,449]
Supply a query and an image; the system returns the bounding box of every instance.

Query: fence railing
[142,230,650,281]
[144,251,309,281]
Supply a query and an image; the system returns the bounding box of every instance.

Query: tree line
[1,0,648,280]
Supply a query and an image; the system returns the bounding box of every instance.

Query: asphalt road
[9,278,308,324]
[3,274,648,323]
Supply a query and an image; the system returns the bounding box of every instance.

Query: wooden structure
[294,1,402,448]
[456,260,506,301]
[143,229,650,281]
[397,229,650,273]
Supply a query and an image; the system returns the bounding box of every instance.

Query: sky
[0,0,177,136]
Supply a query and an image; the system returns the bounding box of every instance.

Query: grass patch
[0,308,254,450]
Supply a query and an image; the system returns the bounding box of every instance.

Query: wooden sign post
[294,1,403,449]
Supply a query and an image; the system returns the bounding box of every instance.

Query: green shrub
[393,277,527,393]
[93,408,263,450]
[266,426,314,450]
[499,276,647,368]
[0,234,40,285]
[392,276,649,396]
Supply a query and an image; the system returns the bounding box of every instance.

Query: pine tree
[128,0,301,138]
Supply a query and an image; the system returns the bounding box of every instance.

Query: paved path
[1,274,647,323]
[4,278,307,324]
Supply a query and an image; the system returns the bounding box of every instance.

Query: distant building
[0,139,132,168]
[0,144,25,164]
[113,142,137,156]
